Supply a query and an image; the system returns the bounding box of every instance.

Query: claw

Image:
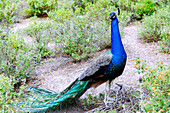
[115,83,123,90]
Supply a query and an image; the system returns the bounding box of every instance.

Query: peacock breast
[104,55,126,80]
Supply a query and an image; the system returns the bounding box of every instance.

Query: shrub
[138,7,170,52]
[25,0,57,16]
[24,0,129,60]
[52,15,110,60]
[116,0,137,11]
[48,0,132,60]
[84,0,116,22]
[61,19,108,60]
[0,31,35,112]
[133,0,157,18]
[158,36,170,53]
[0,33,35,82]
[48,8,74,22]
[73,0,98,10]
[22,19,57,57]
[0,73,26,112]
[134,58,170,112]
[154,0,169,7]
[0,0,20,23]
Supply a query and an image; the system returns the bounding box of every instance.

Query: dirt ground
[13,20,169,112]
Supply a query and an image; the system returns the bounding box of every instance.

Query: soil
[13,19,169,113]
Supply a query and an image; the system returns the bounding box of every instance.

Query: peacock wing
[78,53,112,81]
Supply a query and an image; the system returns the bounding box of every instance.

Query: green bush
[0,73,26,112]
[48,14,111,60]
[0,0,20,23]
[138,7,170,53]
[73,0,98,11]
[158,24,170,53]
[25,0,57,16]
[133,0,157,18]
[47,0,132,60]
[158,36,170,53]
[23,19,57,57]
[116,0,137,11]
[0,32,35,112]
[154,0,169,7]
[61,17,110,60]
[111,0,157,17]
[134,58,170,112]
[0,33,35,82]
[47,0,118,60]
[84,0,116,22]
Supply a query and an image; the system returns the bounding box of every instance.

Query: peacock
[17,9,127,112]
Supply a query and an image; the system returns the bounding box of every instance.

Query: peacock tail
[18,79,91,112]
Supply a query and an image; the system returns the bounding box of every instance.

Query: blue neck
[111,18,126,57]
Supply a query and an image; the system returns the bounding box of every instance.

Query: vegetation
[134,58,170,112]
[0,73,26,112]
[0,0,169,112]
[0,0,20,23]
[139,7,170,53]
[133,0,157,18]
[25,0,57,16]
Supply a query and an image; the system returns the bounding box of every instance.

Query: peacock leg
[104,80,114,106]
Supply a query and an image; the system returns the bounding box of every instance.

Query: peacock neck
[111,18,126,57]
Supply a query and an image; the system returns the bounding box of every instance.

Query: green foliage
[154,0,169,7]
[158,36,170,53]
[84,0,116,22]
[116,0,137,11]
[51,15,110,60]
[0,31,35,113]
[117,10,133,27]
[23,19,57,57]
[25,0,57,16]
[60,17,109,60]
[48,0,127,60]
[112,0,158,19]
[138,7,170,53]
[0,33,35,82]
[73,0,98,10]
[96,109,116,113]
[26,0,131,60]
[0,73,26,112]
[0,0,20,23]
[133,0,157,17]
[134,58,170,112]
[0,1,33,112]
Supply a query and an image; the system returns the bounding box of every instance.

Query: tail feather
[17,78,91,112]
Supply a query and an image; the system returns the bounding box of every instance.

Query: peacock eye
[112,15,115,18]
[109,14,116,20]
[111,14,116,20]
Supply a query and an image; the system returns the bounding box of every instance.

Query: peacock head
[109,8,120,20]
